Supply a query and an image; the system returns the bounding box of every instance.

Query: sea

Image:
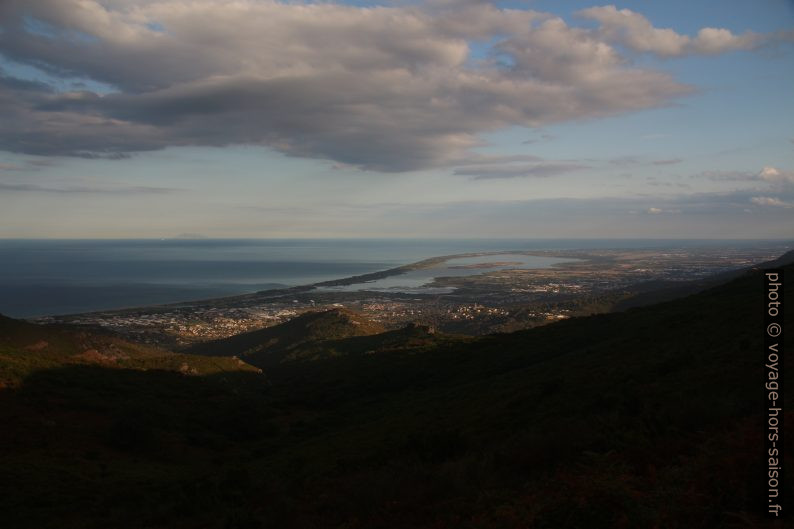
[0,238,788,317]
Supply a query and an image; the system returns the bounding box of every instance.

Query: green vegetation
[1,258,792,528]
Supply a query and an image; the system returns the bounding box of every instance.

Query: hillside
[613,248,794,311]
[183,307,388,366]
[0,314,261,388]
[266,321,465,366]
[0,260,791,528]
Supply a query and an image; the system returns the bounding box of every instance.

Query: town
[35,245,788,349]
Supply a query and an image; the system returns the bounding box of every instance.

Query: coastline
[29,250,580,319]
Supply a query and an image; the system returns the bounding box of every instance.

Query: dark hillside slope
[184,308,386,365]
[0,261,791,529]
[257,262,793,528]
[268,322,464,366]
[613,248,794,310]
[0,317,271,529]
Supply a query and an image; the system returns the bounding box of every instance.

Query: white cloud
[692,27,760,54]
[750,196,793,208]
[759,166,794,184]
[578,5,770,57]
[645,207,680,214]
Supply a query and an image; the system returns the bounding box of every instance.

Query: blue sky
[0,0,792,238]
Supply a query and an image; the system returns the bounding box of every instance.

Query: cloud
[577,5,780,57]
[0,181,180,194]
[522,133,555,145]
[645,207,681,215]
[609,156,644,167]
[0,1,780,170]
[609,155,682,167]
[750,196,793,208]
[697,167,794,186]
[332,190,794,237]
[759,166,794,184]
[451,153,545,166]
[0,158,59,172]
[454,162,587,179]
[646,178,689,189]
[698,169,752,182]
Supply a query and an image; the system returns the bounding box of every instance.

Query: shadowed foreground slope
[0,259,792,528]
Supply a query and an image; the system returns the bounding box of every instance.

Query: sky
[0,0,792,239]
